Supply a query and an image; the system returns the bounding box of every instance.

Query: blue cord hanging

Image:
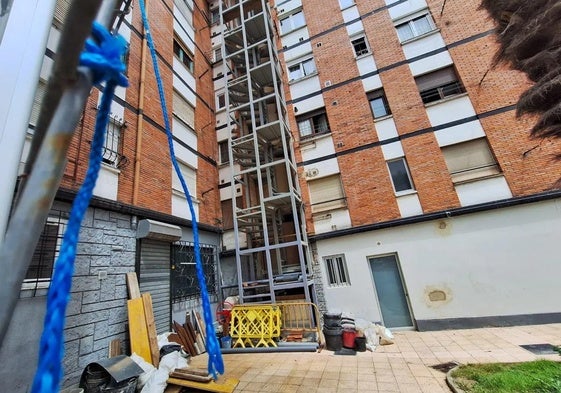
[31,23,129,393]
[137,0,224,379]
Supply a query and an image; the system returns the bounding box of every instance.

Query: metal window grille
[23,209,69,296]
[101,113,127,168]
[324,255,350,287]
[171,241,218,303]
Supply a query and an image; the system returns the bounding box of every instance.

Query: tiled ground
[188,323,561,392]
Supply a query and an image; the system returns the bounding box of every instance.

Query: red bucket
[342,329,356,349]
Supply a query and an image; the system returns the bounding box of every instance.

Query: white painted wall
[356,55,377,76]
[396,192,423,217]
[283,40,313,63]
[374,117,399,141]
[289,75,321,100]
[93,165,119,200]
[455,176,512,206]
[313,209,352,234]
[315,199,561,324]
[387,0,428,20]
[292,93,325,114]
[361,74,383,91]
[381,141,405,160]
[275,0,302,17]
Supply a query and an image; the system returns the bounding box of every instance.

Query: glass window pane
[352,37,368,56]
[315,114,329,133]
[413,15,432,36]
[289,64,302,80]
[339,0,354,8]
[388,159,413,192]
[370,97,388,118]
[291,11,306,30]
[302,58,316,75]
[279,18,290,34]
[298,119,312,136]
[396,23,414,41]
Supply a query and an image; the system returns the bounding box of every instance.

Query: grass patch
[451,360,561,393]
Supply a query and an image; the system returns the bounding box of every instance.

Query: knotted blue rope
[138,0,224,379]
[31,23,129,393]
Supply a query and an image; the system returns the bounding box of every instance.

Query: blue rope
[137,0,224,379]
[31,23,129,393]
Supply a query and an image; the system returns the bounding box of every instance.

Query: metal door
[369,254,414,329]
[139,239,170,333]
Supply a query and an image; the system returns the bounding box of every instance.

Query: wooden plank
[108,339,121,358]
[167,377,239,393]
[174,321,196,356]
[184,321,200,354]
[127,297,151,364]
[126,272,141,299]
[169,370,213,383]
[142,293,160,368]
[174,367,211,377]
[195,311,206,343]
[195,333,206,354]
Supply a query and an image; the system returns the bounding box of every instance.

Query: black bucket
[355,336,367,352]
[323,326,343,351]
[323,312,342,328]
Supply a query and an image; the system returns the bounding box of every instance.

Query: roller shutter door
[139,239,170,334]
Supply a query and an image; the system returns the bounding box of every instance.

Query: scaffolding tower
[219,0,313,303]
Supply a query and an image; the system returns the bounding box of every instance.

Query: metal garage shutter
[139,239,171,334]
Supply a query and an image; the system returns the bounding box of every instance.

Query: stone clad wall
[61,202,136,387]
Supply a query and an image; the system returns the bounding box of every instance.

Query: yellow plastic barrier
[229,305,281,348]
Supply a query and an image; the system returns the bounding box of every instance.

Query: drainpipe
[132,0,148,205]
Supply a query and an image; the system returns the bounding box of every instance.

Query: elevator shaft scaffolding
[219,0,313,303]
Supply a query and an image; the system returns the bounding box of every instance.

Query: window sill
[399,28,441,46]
[355,52,372,60]
[374,114,394,122]
[395,189,417,198]
[452,172,503,186]
[298,131,332,145]
[423,92,469,108]
[288,72,318,85]
[101,162,121,174]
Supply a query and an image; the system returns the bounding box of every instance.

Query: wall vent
[305,168,319,178]
[324,80,332,87]
[316,42,322,47]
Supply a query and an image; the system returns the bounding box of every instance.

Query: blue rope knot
[80,22,129,87]
[32,23,129,393]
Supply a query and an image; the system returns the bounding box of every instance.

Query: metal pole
[0,0,122,349]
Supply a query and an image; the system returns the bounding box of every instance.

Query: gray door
[139,239,170,333]
[369,254,414,328]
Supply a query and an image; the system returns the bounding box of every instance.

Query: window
[171,241,217,302]
[213,47,222,63]
[173,91,195,128]
[173,39,194,73]
[351,35,370,57]
[102,114,125,168]
[415,66,465,104]
[296,108,330,138]
[54,0,71,28]
[324,255,350,287]
[367,89,391,118]
[441,138,500,183]
[279,10,306,34]
[387,158,414,193]
[217,92,226,109]
[308,174,346,213]
[24,210,68,294]
[339,0,355,9]
[210,8,220,24]
[218,140,229,165]
[29,80,47,127]
[288,57,316,81]
[172,161,197,197]
[396,14,435,42]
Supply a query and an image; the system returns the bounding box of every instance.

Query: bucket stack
[322,312,343,351]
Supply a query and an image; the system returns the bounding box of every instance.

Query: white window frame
[387,157,415,194]
[395,13,436,43]
[351,35,370,57]
[288,56,317,81]
[296,108,330,138]
[279,10,306,35]
[324,254,351,287]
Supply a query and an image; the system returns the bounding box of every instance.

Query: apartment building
[2,0,561,390]
[212,0,561,331]
[0,0,224,390]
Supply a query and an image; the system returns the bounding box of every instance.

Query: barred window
[324,254,350,287]
[23,210,68,296]
[171,241,218,302]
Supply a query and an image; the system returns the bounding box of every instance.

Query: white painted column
[0,0,56,239]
